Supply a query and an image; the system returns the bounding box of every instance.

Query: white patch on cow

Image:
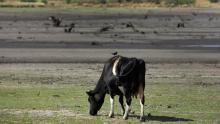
[140,99,144,117]
[108,97,114,117]
[118,86,124,94]
[123,103,130,120]
[112,57,120,76]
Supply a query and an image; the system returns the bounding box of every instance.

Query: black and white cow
[86,55,146,121]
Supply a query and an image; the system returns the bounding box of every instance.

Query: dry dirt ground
[0,63,219,86]
[0,9,220,63]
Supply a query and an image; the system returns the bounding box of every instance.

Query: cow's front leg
[108,96,114,118]
[123,95,131,120]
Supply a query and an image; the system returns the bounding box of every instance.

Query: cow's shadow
[99,113,193,122]
[129,114,193,122]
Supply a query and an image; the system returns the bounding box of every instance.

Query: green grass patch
[0,83,220,123]
[0,85,90,110]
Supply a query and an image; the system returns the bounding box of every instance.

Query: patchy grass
[0,113,103,124]
[0,5,219,15]
[0,1,45,7]
[0,63,220,123]
[0,83,220,123]
[0,6,150,14]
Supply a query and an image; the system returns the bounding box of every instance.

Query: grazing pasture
[0,8,220,123]
[0,63,220,124]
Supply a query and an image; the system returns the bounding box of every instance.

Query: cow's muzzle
[89,111,97,116]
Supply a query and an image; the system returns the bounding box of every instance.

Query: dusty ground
[0,63,219,85]
[0,9,220,63]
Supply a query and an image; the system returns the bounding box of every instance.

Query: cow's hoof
[123,116,128,120]
[130,110,135,114]
[108,113,114,118]
[140,116,145,122]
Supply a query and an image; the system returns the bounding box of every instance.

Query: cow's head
[86,90,104,116]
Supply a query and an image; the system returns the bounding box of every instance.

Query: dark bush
[63,0,195,5]
[42,0,48,4]
[65,0,72,4]
[165,0,195,6]
[146,0,161,4]
[209,0,218,3]
[118,0,123,3]
[133,0,143,3]
[20,0,37,2]
[99,0,107,4]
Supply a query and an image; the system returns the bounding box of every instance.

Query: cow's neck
[94,77,107,102]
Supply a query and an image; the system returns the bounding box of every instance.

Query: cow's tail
[136,60,146,99]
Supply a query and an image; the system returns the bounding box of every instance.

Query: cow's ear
[86,90,93,96]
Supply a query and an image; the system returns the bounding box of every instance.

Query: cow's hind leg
[123,94,131,120]
[109,96,114,118]
[139,86,145,121]
[119,95,125,115]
